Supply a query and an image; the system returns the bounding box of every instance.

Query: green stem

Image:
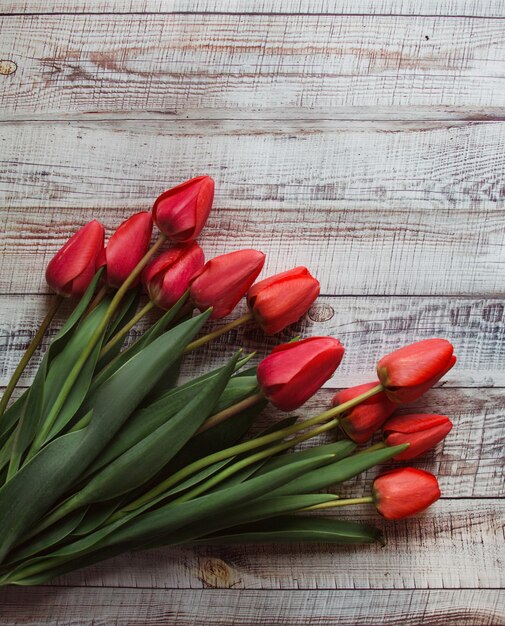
[26,234,167,459]
[24,382,383,536]
[0,295,63,423]
[355,441,386,455]
[301,495,374,511]
[99,300,155,359]
[195,391,264,435]
[85,284,109,316]
[175,418,340,505]
[117,386,383,517]
[183,312,254,354]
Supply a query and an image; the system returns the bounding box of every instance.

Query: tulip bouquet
[0,176,456,586]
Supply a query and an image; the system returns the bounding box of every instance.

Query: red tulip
[247,267,320,335]
[372,467,441,520]
[103,212,153,288]
[142,242,204,310]
[331,382,396,444]
[383,413,453,460]
[46,220,105,298]
[190,249,265,319]
[377,339,456,403]
[153,176,214,243]
[257,337,345,411]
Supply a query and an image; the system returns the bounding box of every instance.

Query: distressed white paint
[1,120,504,296]
[0,1,504,623]
[1,14,505,115]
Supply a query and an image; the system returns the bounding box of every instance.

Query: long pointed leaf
[150,494,340,548]
[197,516,385,546]
[272,444,408,496]
[91,293,188,390]
[71,353,239,505]
[0,311,210,562]
[254,440,356,477]
[85,372,258,478]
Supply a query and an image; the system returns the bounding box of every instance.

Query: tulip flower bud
[190,249,265,319]
[377,338,456,403]
[153,176,214,243]
[332,382,396,444]
[257,336,345,411]
[383,413,453,460]
[104,212,153,288]
[247,267,320,335]
[45,220,105,298]
[372,467,441,520]
[142,242,205,310]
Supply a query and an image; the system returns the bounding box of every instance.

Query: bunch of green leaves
[0,272,406,587]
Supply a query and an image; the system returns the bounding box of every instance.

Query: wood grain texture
[1,14,505,115]
[1,1,503,621]
[1,119,504,296]
[0,587,503,626]
[1,295,504,388]
[3,0,505,17]
[8,500,500,590]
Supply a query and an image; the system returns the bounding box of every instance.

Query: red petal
[190,249,265,318]
[383,413,451,435]
[373,467,440,520]
[106,212,153,288]
[45,220,104,296]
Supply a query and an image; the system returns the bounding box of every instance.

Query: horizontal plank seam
[2,292,505,299]
[1,12,505,19]
[2,118,505,125]
[30,584,505,591]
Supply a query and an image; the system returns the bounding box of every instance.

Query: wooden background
[0,1,504,624]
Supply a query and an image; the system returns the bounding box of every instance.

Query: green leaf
[0,392,27,444]
[18,454,336,570]
[207,416,301,492]
[93,454,337,552]
[145,494,340,548]
[56,269,105,342]
[4,508,88,566]
[271,444,408,496]
[94,288,141,371]
[0,311,210,563]
[3,271,105,471]
[197,516,385,546]
[44,298,111,441]
[85,371,258,478]
[0,265,102,443]
[91,293,188,390]
[68,353,239,505]
[163,459,232,497]
[253,440,356,477]
[72,499,124,535]
[141,390,267,479]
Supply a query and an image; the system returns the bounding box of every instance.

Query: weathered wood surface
[1,120,504,296]
[1,1,504,624]
[3,0,505,17]
[2,501,500,590]
[1,295,504,388]
[1,14,505,115]
[0,588,503,626]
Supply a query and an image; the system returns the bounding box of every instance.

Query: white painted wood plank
[13,500,500,590]
[1,14,505,114]
[0,587,502,626]
[3,0,505,18]
[1,120,504,296]
[1,294,504,388]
